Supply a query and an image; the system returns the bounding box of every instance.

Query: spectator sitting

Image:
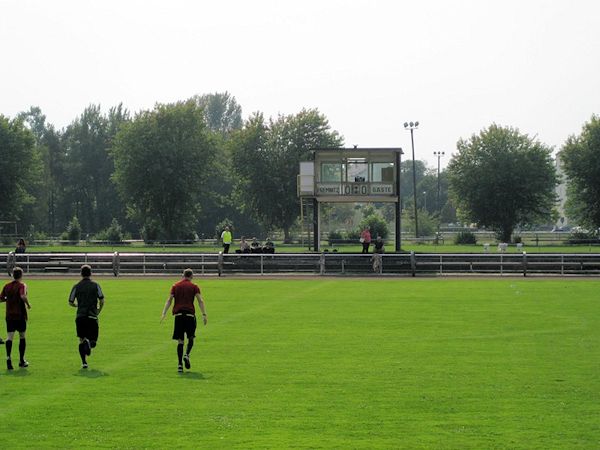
[373,236,385,254]
[263,237,275,254]
[250,237,262,253]
[15,238,26,254]
[238,236,251,253]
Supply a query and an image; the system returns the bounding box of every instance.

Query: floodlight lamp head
[409,121,414,127]
[403,122,408,128]
[415,121,419,127]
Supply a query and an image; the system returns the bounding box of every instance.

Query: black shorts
[6,319,27,333]
[76,317,99,342]
[172,314,196,340]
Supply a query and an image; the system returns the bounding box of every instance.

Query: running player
[160,268,207,372]
[68,265,105,369]
[1,267,31,370]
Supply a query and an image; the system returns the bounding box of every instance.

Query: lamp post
[433,151,445,213]
[423,191,427,211]
[404,121,419,238]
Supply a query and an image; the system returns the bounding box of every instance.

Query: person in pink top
[360,227,372,254]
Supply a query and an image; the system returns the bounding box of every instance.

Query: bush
[328,230,343,245]
[359,214,389,239]
[95,219,123,243]
[454,230,477,245]
[347,229,360,240]
[26,225,48,245]
[512,235,522,244]
[401,209,439,237]
[64,216,81,243]
[567,229,598,244]
[141,220,160,244]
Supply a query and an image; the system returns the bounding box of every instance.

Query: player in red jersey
[161,268,207,372]
[1,267,31,370]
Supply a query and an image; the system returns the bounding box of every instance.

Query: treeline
[8,90,594,244]
[0,93,345,241]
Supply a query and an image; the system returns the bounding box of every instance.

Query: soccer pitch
[1,278,599,449]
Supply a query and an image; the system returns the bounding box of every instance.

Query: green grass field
[1,278,599,449]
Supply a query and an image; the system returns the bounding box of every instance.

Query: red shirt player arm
[195,285,207,324]
[20,283,31,309]
[160,284,176,322]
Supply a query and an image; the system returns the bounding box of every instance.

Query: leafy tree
[440,199,457,224]
[400,159,427,209]
[64,216,81,242]
[0,115,42,224]
[94,218,124,243]
[416,169,450,217]
[61,104,129,234]
[189,93,264,238]
[560,115,600,229]
[447,124,557,242]
[112,100,216,239]
[358,214,389,239]
[401,208,438,237]
[18,107,51,231]
[194,92,242,137]
[230,109,343,242]
[19,106,66,234]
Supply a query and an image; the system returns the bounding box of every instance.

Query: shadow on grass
[5,368,31,377]
[178,371,205,380]
[74,369,109,378]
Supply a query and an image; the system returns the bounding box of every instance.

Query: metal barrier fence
[4,251,600,276]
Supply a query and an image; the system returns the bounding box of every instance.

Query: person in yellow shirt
[220,226,232,254]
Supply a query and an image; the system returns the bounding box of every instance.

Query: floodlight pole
[395,149,402,252]
[404,122,419,238]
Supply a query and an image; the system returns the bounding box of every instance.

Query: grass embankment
[2,242,600,254]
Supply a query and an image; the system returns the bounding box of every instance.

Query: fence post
[522,251,527,277]
[261,254,264,276]
[6,251,15,276]
[218,251,223,277]
[143,254,146,275]
[112,252,120,277]
[410,251,416,277]
[372,254,382,274]
[320,253,325,275]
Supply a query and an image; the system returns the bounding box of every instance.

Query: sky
[1,0,599,169]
